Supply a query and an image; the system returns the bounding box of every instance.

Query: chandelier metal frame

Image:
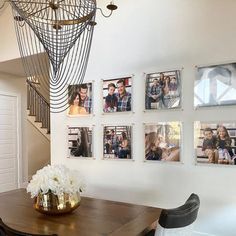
[0,0,117,113]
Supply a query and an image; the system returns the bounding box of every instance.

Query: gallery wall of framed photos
[49,2,236,234]
[64,62,236,167]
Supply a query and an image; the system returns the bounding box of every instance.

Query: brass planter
[34,192,80,215]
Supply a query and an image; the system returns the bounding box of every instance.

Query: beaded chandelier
[1,0,117,112]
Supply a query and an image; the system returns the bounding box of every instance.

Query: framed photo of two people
[102,77,132,113]
[103,125,132,160]
[194,121,236,166]
[145,122,181,162]
[145,70,182,110]
[67,83,93,116]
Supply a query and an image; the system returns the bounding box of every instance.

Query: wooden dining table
[0,189,161,236]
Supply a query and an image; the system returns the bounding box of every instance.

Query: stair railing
[27,80,50,134]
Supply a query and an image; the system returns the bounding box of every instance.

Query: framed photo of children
[67,82,93,116]
[144,122,181,162]
[194,121,236,165]
[68,126,93,158]
[194,62,236,108]
[145,70,181,110]
[102,77,132,113]
[103,125,132,160]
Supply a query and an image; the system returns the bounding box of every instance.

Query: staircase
[26,80,50,140]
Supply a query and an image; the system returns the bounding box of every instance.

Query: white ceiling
[0,57,26,77]
[0,53,49,78]
[0,2,9,16]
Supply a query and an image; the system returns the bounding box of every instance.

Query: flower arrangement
[27,164,85,198]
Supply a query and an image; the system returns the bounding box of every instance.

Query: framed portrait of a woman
[144,122,182,162]
[68,126,93,158]
[67,82,93,116]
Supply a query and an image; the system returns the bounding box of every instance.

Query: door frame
[0,90,22,189]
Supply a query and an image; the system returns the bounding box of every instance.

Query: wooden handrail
[27,80,50,134]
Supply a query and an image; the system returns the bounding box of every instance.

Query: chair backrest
[153,194,200,236]
[158,193,200,229]
[0,218,57,236]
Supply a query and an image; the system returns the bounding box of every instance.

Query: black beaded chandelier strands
[0,0,117,113]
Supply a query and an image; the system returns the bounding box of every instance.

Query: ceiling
[0,57,26,77]
[0,2,9,16]
[0,53,49,78]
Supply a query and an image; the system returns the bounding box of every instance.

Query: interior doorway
[0,93,19,192]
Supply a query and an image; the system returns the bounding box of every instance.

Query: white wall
[27,121,50,179]
[0,73,50,184]
[0,5,20,62]
[0,73,27,185]
[51,0,236,235]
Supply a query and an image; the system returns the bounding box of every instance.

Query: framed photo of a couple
[102,77,132,113]
[103,125,132,160]
[145,122,181,162]
[194,121,236,165]
[67,82,93,116]
[145,70,182,110]
[68,126,93,158]
[194,62,236,108]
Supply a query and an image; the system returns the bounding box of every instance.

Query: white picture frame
[67,81,94,117]
[194,62,236,109]
[194,121,236,166]
[144,122,182,163]
[67,125,94,159]
[144,69,182,111]
[102,124,133,160]
[101,75,134,114]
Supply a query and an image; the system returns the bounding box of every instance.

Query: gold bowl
[34,192,80,215]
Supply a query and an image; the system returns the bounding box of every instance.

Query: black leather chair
[146,193,200,236]
[0,218,57,236]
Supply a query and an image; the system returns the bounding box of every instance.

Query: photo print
[67,83,92,115]
[103,125,132,159]
[145,70,181,110]
[102,77,132,113]
[145,122,181,162]
[68,126,93,158]
[194,62,236,108]
[194,121,236,165]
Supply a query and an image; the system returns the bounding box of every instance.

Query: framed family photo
[67,82,93,116]
[102,77,132,113]
[103,125,132,160]
[68,126,93,158]
[194,62,236,108]
[144,122,181,162]
[145,70,181,110]
[194,121,236,165]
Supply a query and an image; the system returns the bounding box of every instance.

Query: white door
[0,93,18,192]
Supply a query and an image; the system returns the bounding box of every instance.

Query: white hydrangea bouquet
[27,164,85,198]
